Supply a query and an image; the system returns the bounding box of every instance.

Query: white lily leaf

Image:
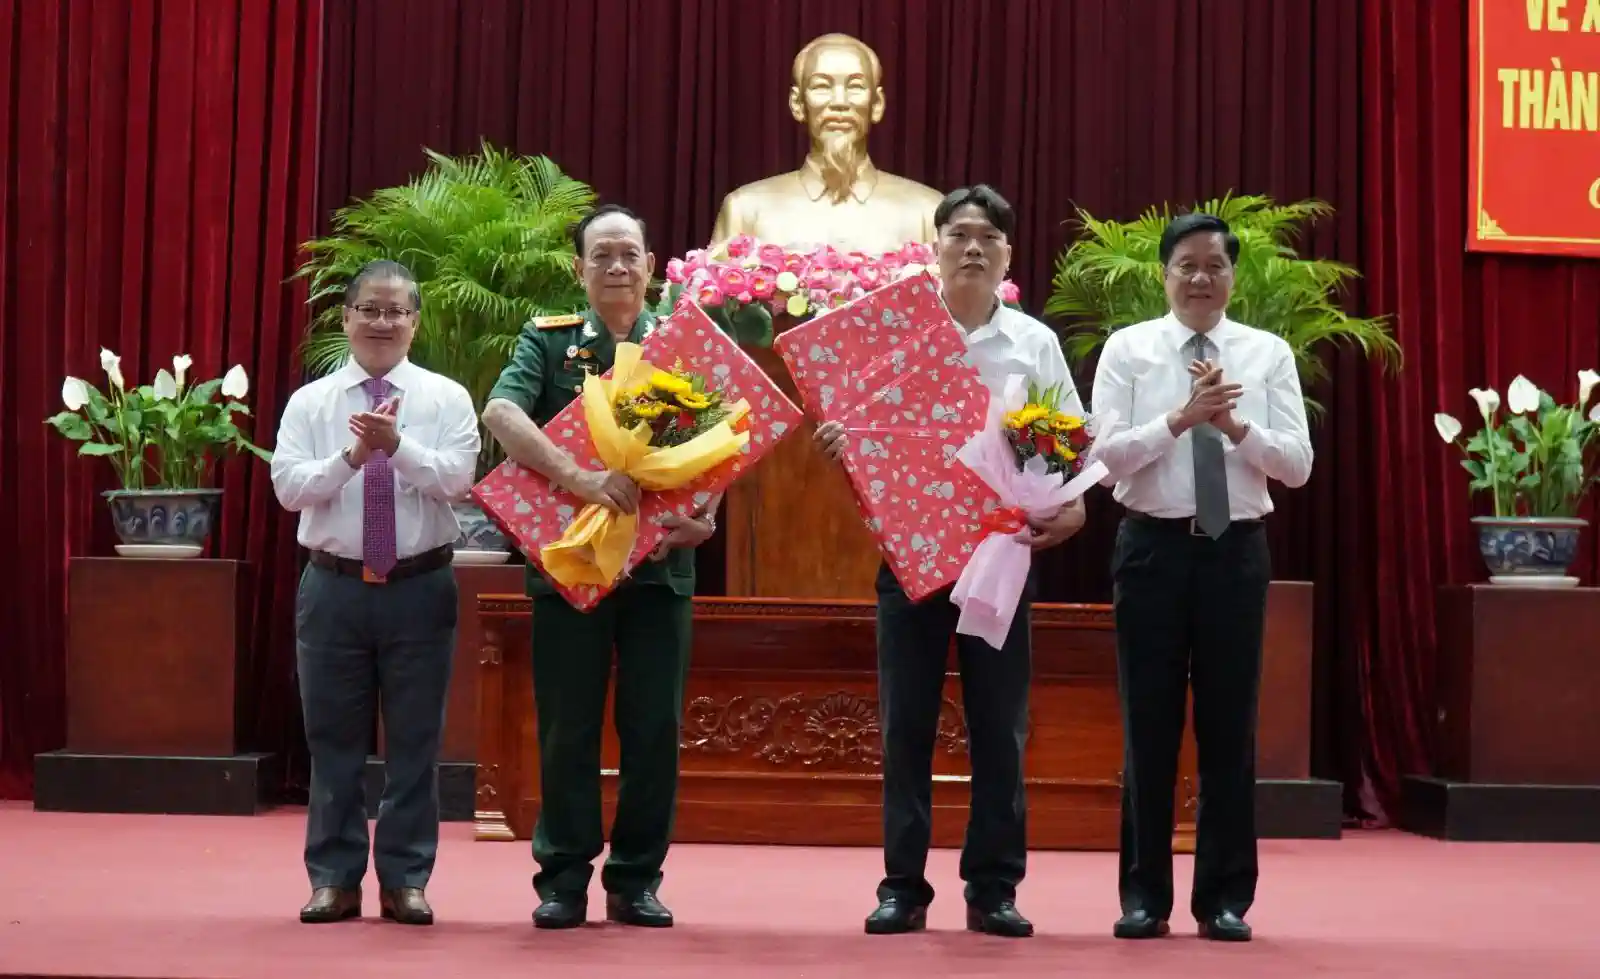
[62,376,90,411]
[220,364,249,399]
[1579,370,1599,408]
[152,368,178,401]
[99,348,124,390]
[1506,375,1541,414]
[1433,413,1462,443]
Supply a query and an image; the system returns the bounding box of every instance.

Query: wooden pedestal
[471,581,1328,848]
[721,344,882,600]
[34,558,274,815]
[1401,584,1600,841]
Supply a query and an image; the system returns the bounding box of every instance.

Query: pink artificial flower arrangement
[654,234,1022,346]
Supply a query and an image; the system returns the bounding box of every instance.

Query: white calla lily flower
[220,364,250,399]
[152,368,179,401]
[1506,375,1541,414]
[1468,387,1500,419]
[1579,369,1600,407]
[99,348,124,390]
[1433,413,1462,443]
[172,354,193,389]
[62,376,91,411]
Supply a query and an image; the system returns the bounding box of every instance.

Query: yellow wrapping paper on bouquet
[540,342,751,588]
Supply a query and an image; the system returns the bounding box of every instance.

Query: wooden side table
[34,557,275,815]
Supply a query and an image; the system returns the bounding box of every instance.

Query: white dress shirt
[1090,314,1312,520]
[270,358,480,560]
[960,301,1085,413]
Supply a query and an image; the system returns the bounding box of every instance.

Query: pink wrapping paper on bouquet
[948,374,1117,649]
[472,299,804,612]
[773,272,997,601]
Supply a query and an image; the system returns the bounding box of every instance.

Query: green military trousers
[529,584,692,900]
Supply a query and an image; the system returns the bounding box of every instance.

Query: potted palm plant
[45,350,271,557]
[1045,194,1402,416]
[1435,373,1600,586]
[293,142,595,563]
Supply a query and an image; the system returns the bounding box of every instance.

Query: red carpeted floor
[0,804,1595,978]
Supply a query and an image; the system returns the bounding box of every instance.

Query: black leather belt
[1125,511,1264,536]
[308,544,453,583]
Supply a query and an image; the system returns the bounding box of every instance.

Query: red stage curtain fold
[0,0,323,798]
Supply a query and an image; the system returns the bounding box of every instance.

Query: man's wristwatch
[340,445,358,468]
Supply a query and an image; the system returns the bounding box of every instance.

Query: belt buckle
[1189,518,1206,537]
[362,566,387,585]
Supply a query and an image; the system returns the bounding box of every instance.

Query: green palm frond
[293,141,597,473]
[1045,194,1401,421]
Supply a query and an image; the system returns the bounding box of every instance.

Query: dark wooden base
[1257,778,1343,839]
[32,751,277,816]
[474,586,1319,850]
[363,757,477,822]
[1399,775,1600,842]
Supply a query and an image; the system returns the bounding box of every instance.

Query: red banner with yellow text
[1469,0,1600,257]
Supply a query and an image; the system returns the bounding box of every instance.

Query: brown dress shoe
[300,886,362,923]
[380,887,434,926]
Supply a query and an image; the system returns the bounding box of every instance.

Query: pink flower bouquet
[948,375,1115,648]
[653,235,1022,347]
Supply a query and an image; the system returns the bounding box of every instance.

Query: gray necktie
[1186,334,1230,539]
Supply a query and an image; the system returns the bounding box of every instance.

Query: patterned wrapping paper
[472,299,804,612]
[773,272,999,600]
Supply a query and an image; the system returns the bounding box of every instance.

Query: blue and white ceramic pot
[1472,515,1586,588]
[103,488,223,548]
[452,500,512,564]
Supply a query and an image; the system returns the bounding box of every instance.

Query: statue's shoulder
[723,170,804,201]
[876,170,945,204]
[532,313,586,331]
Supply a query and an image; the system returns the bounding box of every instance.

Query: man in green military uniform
[482,204,716,930]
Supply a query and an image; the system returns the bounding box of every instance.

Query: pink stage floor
[0,803,1595,978]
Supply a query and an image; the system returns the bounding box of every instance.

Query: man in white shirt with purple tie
[1090,214,1312,943]
[270,260,479,927]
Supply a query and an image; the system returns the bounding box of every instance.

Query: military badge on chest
[562,343,599,378]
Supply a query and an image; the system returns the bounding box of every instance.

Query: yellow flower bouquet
[539,342,751,588]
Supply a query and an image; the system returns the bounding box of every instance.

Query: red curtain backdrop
[317,0,1368,798]
[0,0,323,798]
[4,0,1595,818]
[1358,2,1600,815]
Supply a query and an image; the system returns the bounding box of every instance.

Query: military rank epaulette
[534,314,586,330]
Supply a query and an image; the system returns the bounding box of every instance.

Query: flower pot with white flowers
[1435,372,1600,588]
[45,350,272,558]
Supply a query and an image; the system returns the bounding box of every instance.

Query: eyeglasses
[1165,265,1233,282]
[350,304,415,321]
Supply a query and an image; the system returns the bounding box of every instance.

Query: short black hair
[570,203,650,256]
[1159,213,1241,266]
[344,259,420,309]
[934,184,1017,238]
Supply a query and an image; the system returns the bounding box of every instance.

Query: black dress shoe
[605,891,673,927]
[966,901,1033,937]
[1112,909,1170,939]
[864,897,928,934]
[533,894,588,929]
[299,886,362,923]
[379,887,434,926]
[1198,910,1252,942]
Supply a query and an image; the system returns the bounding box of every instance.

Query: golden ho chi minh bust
[711,33,944,253]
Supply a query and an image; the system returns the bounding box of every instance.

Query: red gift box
[773,272,997,600]
[472,299,804,611]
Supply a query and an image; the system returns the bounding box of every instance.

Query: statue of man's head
[788,34,885,203]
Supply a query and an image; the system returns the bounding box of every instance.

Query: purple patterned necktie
[361,376,397,578]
